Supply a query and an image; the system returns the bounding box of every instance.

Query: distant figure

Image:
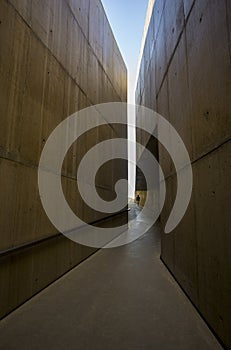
[136,194,140,206]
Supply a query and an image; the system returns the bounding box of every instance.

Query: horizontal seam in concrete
[164,135,231,181]
[135,135,231,182]
[0,153,124,193]
[0,130,127,179]
[0,209,129,259]
[0,247,98,321]
[75,176,125,193]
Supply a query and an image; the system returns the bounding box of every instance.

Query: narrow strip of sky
[101,0,148,104]
[101,0,148,198]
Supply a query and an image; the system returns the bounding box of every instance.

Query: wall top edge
[135,0,155,91]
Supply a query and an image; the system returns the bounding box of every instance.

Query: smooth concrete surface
[0,0,127,318]
[135,0,231,347]
[0,206,222,350]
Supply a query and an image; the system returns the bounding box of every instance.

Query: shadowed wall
[136,0,231,347]
[0,0,127,318]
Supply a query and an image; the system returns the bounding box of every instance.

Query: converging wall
[0,0,127,318]
[136,0,231,347]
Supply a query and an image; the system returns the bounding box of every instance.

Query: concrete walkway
[0,206,222,349]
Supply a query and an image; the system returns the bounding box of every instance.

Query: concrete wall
[0,0,127,318]
[136,0,231,347]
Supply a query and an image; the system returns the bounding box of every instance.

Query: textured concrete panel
[156,78,173,177]
[168,30,193,159]
[153,0,166,42]
[194,140,231,348]
[155,13,167,95]
[0,0,127,318]
[0,236,97,319]
[163,0,185,68]
[136,0,231,347]
[159,175,175,273]
[186,0,231,160]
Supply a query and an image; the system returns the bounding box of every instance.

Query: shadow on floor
[0,205,222,350]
